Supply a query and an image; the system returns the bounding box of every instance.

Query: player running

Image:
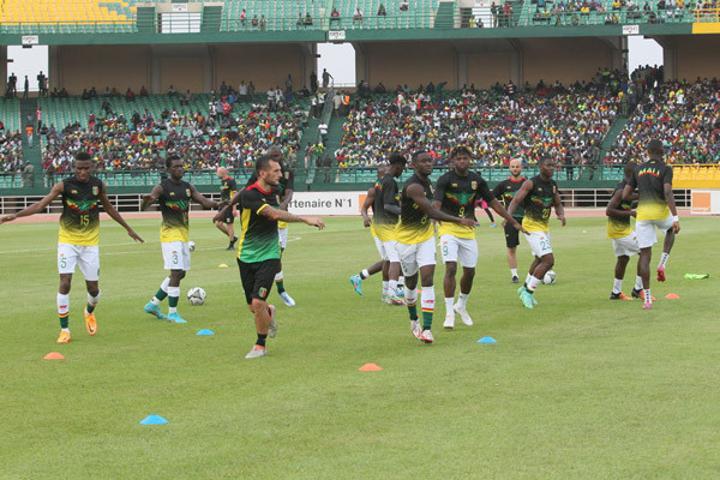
[246,147,296,307]
[606,162,643,300]
[143,155,222,324]
[215,167,238,250]
[0,152,144,343]
[349,165,388,298]
[507,157,566,309]
[622,139,680,309]
[215,155,324,359]
[433,146,523,329]
[493,158,527,283]
[396,151,476,344]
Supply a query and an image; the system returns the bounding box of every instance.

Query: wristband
[672,216,679,222]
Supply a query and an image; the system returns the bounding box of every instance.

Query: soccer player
[493,158,527,283]
[246,147,296,307]
[0,152,144,343]
[372,153,406,304]
[215,167,238,250]
[507,157,566,309]
[606,162,643,300]
[216,155,324,359]
[349,166,388,298]
[622,139,680,309]
[395,151,476,344]
[142,155,222,324]
[434,146,523,329]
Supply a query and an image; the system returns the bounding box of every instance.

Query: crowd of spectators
[335,79,621,172]
[530,0,704,25]
[0,131,25,174]
[606,77,720,164]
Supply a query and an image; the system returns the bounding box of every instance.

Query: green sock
[86,303,96,314]
[155,289,168,301]
[59,315,69,329]
[407,305,418,321]
[422,310,433,330]
[276,281,285,294]
[169,296,178,308]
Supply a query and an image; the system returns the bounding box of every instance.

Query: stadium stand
[329,0,440,29]
[607,78,720,165]
[222,0,323,31]
[0,0,134,32]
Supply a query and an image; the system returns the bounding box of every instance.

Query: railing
[42,168,258,188]
[0,20,135,34]
[520,7,694,26]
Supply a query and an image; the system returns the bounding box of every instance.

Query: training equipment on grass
[358,363,383,372]
[684,273,710,280]
[139,415,168,425]
[188,241,196,252]
[477,336,497,345]
[665,293,680,300]
[196,329,214,336]
[43,352,65,360]
[187,287,207,306]
[218,263,229,268]
[543,270,557,285]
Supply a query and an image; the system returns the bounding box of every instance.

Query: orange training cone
[43,352,65,360]
[358,363,383,372]
[665,293,680,300]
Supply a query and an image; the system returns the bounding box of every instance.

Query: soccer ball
[543,270,557,285]
[188,241,196,252]
[187,287,206,305]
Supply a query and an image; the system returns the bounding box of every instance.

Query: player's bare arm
[0,182,64,224]
[190,184,221,210]
[507,179,532,217]
[361,187,375,228]
[99,188,144,243]
[621,183,634,202]
[606,189,635,218]
[279,187,294,211]
[488,198,526,233]
[553,190,566,226]
[141,184,163,211]
[664,182,680,234]
[260,206,325,230]
[406,184,475,226]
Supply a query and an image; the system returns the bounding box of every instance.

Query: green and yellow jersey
[521,175,558,233]
[629,160,672,221]
[607,180,633,239]
[58,175,103,246]
[159,178,191,243]
[372,174,400,242]
[493,176,526,220]
[237,182,281,263]
[247,166,294,229]
[220,176,237,202]
[434,170,493,239]
[396,173,434,244]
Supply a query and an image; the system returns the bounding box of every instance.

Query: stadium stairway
[434,1,455,29]
[19,98,43,187]
[201,5,222,32]
[600,114,629,162]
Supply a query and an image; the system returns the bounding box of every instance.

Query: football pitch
[1,215,718,479]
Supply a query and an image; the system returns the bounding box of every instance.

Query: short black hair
[255,154,279,173]
[411,150,429,162]
[165,154,182,168]
[450,145,472,158]
[647,139,664,154]
[388,152,407,165]
[75,151,92,162]
[537,156,551,166]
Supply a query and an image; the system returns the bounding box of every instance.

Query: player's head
[537,156,556,179]
[387,152,407,177]
[623,162,635,180]
[450,146,472,174]
[412,150,433,176]
[267,146,284,164]
[166,154,184,180]
[647,139,664,160]
[256,154,282,186]
[216,167,228,179]
[509,158,523,177]
[73,151,94,181]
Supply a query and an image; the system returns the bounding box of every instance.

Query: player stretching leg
[493,159,527,283]
[433,146,522,329]
[0,152,144,343]
[216,155,324,359]
[143,155,221,323]
[606,163,643,300]
[507,157,566,309]
[395,151,476,344]
[215,167,238,250]
[622,140,680,309]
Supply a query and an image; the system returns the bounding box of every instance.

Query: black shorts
[237,259,281,305]
[221,205,234,224]
[504,221,521,248]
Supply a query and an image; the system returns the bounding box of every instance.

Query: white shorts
[396,237,436,277]
[278,227,288,250]
[525,231,553,258]
[636,215,674,249]
[440,234,478,268]
[162,241,191,271]
[612,233,640,257]
[57,243,100,281]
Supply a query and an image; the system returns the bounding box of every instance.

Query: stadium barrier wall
[0,190,692,216]
[690,190,720,215]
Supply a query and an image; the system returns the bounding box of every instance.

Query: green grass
[1,216,719,479]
